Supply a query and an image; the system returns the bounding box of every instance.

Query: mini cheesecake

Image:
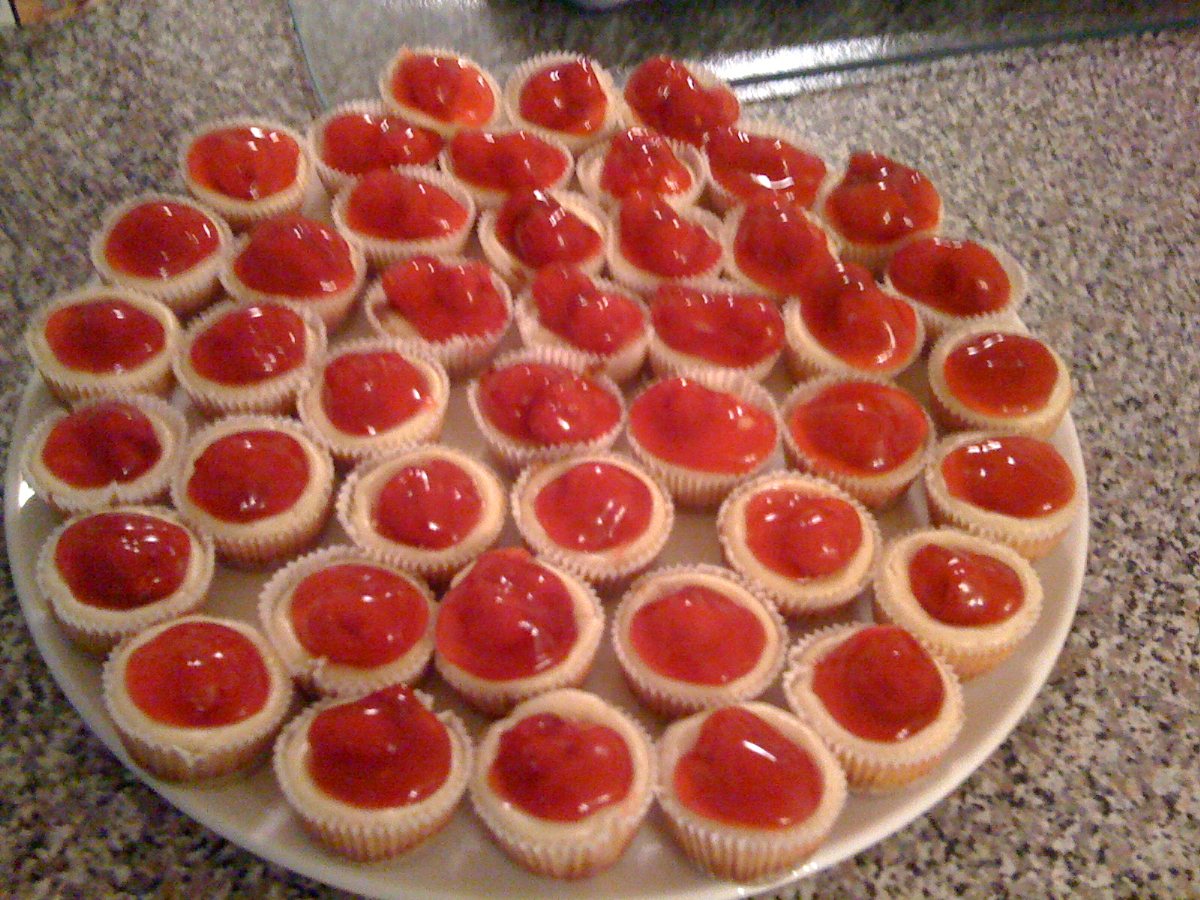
[646,280,784,382]
[259,545,437,696]
[471,689,654,878]
[173,298,326,418]
[181,117,313,231]
[924,431,1080,560]
[608,194,724,292]
[331,165,475,269]
[297,338,450,466]
[927,327,1071,438]
[722,197,839,300]
[337,445,506,582]
[440,128,573,209]
[783,623,964,791]
[514,264,649,384]
[576,127,707,210]
[274,685,472,861]
[479,189,606,286]
[468,346,625,472]
[90,193,233,317]
[502,53,621,154]
[717,471,881,617]
[22,394,186,516]
[704,120,829,212]
[25,287,179,402]
[434,549,605,716]
[873,528,1044,679]
[364,253,513,375]
[171,415,334,567]
[510,452,674,588]
[308,99,445,193]
[102,615,294,781]
[37,505,214,655]
[816,151,943,275]
[781,377,934,509]
[657,702,847,882]
[220,215,367,331]
[623,55,739,147]
[611,564,787,718]
[626,370,779,508]
[379,47,502,137]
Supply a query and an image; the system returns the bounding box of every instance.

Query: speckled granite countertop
[1,2,1197,897]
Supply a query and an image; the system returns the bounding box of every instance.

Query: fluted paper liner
[606,203,725,293]
[478,188,606,286]
[576,129,709,211]
[704,116,834,213]
[502,52,623,154]
[720,201,841,301]
[379,46,504,137]
[439,128,574,210]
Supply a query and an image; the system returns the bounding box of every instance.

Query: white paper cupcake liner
[379,46,504,137]
[173,297,327,418]
[89,192,234,318]
[576,128,709,211]
[501,52,623,155]
[606,203,725,293]
[331,164,476,270]
[21,392,187,516]
[625,368,781,509]
[439,128,574,210]
[37,504,215,655]
[622,57,741,146]
[716,470,882,618]
[179,116,314,231]
[467,344,626,473]
[780,376,935,510]
[296,336,451,467]
[720,200,841,300]
[703,117,833,213]
[477,188,606,287]
[25,286,181,402]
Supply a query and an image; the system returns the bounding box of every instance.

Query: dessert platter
[6,48,1088,899]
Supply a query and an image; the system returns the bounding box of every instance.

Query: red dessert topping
[449,130,568,193]
[629,585,766,684]
[530,265,643,355]
[104,201,221,279]
[825,152,941,245]
[534,462,653,552]
[44,299,166,374]
[732,198,836,297]
[940,436,1075,518]
[518,59,608,136]
[233,216,357,298]
[477,362,621,446]
[186,429,310,523]
[674,707,823,828]
[811,625,944,742]
[186,125,301,201]
[320,350,433,437]
[307,685,450,809]
[744,490,862,579]
[908,544,1024,626]
[189,303,307,386]
[599,129,693,199]
[290,564,429,667]
[494,190,602,269]
[373,458,483,551]
[380,255,507,341]
[392,54,496,128]
[125,620,271,727]
[706,126,827,207]
[320,111,443,174]
[624,56,739,146]
[436,548,578,680]
[888,237,1011,316]
[55,512,191,610]
[344,170,469,241]
[617,194,721,278]
[490,712,633,821]
[650,284,783,368]
[800,262,921,371]
[630,377,776,474]
[41,402,162,489]
[788,381,928,476]
[943,332,1058,416]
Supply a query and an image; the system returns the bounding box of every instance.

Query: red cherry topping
[125,620,271,727]
[908,543,1024,626]
[617,194,721,278]
[380,255,507,341]
[307,685,450,809]
[826,152,941,245]
[233,216,357,298]
[186,429,310,523]
[44,298,165,374]
[811,625,945,742]
[103,201,221,279]
[435,548,578,680]
[320,350,433,437]
[186,125,301,201]
[624,56,739,146]
[706,126,827,207]
[344,170,469,241]
[290,564,429,667]
[518,59,608,136]
[55,512,191,610]
[392,54,496,127]
[534,461,653,552]
[940,436,1075,518]
[449,130,569,193]
[599,128,693,199]
[744,490,863,579]
[943,332,1058,416]
[887,237,1011,316]
[320,111,442,174]
[372,458,483,551]
[650,284,783,368]
[530,265,643,356]
[494,190,602,269]
[189,303,307,386]
[732,198,837,296]
[41,401,162,489]
[477,362,621,446]
[800,262,921,371]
